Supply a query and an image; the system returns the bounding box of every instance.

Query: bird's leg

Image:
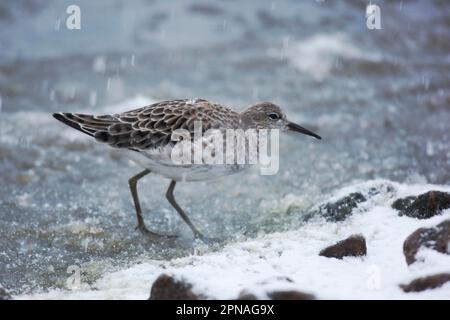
[128,169,176,240]
[165,180,219,243]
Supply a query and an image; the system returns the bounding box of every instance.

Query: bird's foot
[135,224,177,241]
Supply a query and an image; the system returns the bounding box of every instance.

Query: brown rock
[149,274,201,300]
[319,234,367,259]
[400,273,450,293]
[236,290,258,300]
[392,191,450,219]
[403,220,450,265]
[267,290,315,300]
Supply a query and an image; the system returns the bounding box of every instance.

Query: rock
[319,193,366,222]
[400,273,450,293]
[319,234,367,259]
[149,274,202,300]
[236,290,258,300]
[267,290,315,300]
[392,196,416,212]
[391,196,417,211]
[403,220,450,265]
[0,285,11,300]
[392,191,450,219]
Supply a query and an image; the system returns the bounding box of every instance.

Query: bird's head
[240,102,321,140]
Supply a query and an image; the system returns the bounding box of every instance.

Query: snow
[17,180,450,300]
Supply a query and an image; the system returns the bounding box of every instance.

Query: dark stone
[403,220,450,265]
[392,196,416,212]
[149,274,201,300]
[392,191,450,219]
[319,234,367,259]
[267,290,315,300]
[0,285,11,300]
[319,193,366,222]
[400,273,450,293]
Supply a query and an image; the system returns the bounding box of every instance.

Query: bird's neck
[238,112,256,130]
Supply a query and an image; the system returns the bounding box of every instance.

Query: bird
[53,98,321,243]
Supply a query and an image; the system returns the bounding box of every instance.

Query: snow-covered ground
[18,181,450,300]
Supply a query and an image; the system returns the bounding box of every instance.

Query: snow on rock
[316,193,367,222]
[403,220,450,265]
[392,191,450,219]
[17,180,450,300]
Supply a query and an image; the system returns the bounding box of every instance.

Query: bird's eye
[268,113,279,120]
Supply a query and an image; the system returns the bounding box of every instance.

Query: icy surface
[1,0,450,297]
[19,181,450,300]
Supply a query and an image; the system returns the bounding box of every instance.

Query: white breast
[125,145,249,182]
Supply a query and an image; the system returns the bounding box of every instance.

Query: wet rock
[392,196,416,212]
[392,191,450,219]
[403,220,450,265]
[319,193,366,222]
[0,285,11,300]
[319,234,367,259]
[400,273,450,293]
[267,290,315,300]
[149,274,202,300]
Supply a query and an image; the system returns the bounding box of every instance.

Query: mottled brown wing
[53,99,239,150]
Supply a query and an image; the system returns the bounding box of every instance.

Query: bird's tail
[52,112,139,149]
[52,112,118,138]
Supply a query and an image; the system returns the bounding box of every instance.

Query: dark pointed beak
[287,122,322,140]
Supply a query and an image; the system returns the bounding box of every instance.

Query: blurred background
[0,0,449,294]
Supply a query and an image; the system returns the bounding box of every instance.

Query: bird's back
[53,98,240,151]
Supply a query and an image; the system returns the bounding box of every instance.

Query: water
[1,0,449,295]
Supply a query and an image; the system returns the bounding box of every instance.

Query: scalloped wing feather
[53,99,239,151]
